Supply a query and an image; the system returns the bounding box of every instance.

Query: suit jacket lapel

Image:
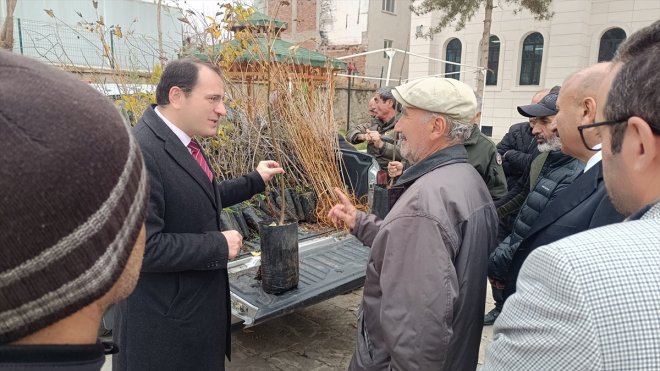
[143,107,218,208]
[525,161,603,237]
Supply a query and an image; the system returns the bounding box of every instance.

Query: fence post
[346,71,352,132]
[108,30,115,69]
[17,18,23,55]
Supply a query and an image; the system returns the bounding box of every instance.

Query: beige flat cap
[392,77,477,123]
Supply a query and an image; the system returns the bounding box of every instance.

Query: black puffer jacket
[488,150,582,280]
[497,122,539,190]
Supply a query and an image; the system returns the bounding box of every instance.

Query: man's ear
[583,97,597,123]
[627,116,658,171]
[168,86,185,109]
[430,115,449,139]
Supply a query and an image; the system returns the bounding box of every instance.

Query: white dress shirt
[154,106,192,153]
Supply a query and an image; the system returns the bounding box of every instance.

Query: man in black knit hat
[0,50,149,370]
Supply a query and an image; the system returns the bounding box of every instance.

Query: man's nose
[215,102,227,116]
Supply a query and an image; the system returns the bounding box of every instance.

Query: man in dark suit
[502,62,625,300]
[113,59,284,370]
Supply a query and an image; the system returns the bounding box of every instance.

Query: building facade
[0,0,182,72]
[255,0,411,86]
[408,0,660,140]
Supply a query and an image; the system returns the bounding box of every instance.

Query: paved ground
[103,284,496,370]
[227,286,495,370]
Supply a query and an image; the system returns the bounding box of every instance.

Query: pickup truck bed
[229,228,369,326]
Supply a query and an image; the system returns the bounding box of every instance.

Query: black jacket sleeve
[218,170,266,207]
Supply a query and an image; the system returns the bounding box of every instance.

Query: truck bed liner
[229,232,369,326]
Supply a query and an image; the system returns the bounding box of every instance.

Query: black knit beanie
[0,50,148,343]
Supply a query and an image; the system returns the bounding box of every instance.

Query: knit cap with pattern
[0,50,149,344]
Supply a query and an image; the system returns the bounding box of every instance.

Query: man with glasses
[501,62,625,301]
[483,21,660,369]
[486,86,583,325]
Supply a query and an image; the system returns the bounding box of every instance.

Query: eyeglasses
[577,120,627,151]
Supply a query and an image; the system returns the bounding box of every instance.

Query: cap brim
[391,89,412,109]
[517,104,557,118]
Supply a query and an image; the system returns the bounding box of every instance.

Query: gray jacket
[349,145,498,371]
[346,115,403,170]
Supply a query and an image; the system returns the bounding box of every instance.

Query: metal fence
[3,17,181,72]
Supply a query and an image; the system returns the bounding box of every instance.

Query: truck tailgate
[228,231,369,326]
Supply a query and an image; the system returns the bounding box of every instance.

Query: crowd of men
[1,19,658,371]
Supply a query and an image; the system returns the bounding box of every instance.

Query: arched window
[445,38,462,80]
[598,28,626,62]
[519,32,544,85]
[486,35,500,86]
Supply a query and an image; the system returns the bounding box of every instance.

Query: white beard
[538,135,562,152]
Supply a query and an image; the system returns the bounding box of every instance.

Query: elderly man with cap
[485,86,583,325]
[0,51,148,370]
[329,77,498,371]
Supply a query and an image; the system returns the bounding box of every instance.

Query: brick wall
[297,0,317,32]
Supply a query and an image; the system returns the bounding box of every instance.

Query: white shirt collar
[584,145,602,173]
[154,106,191,149]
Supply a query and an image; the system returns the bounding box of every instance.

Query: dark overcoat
[113,106,265,370]
[504,161,624,299]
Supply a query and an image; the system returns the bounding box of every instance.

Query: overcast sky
[148,0,254,16]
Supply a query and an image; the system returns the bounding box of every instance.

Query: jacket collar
[377,112,400,132]
[463,125,481,146]
[629,200,660,221]
[141,105,217,207]
[396,144,469,186]
[525,161,604,237]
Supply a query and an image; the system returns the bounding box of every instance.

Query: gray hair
[606,44,660,153]
[376,86,397,110]
[474,92,483,114]
[428,112,474,142]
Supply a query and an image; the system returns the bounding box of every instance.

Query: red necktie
[187,140,213,182]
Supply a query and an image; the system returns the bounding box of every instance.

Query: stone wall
[332,86,375,132]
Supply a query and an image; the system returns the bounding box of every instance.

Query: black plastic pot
[299,191,317,223]
[231,206,250,238]
[219,209,240,232]
[242,206,265,233]
[371,184,390,219]
[286,189,306,221]
[259,221,299,294]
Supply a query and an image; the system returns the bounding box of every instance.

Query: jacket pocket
[356,307,374,365]
[164,273,183,318]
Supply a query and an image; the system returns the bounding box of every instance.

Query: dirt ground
[103,285,495,370]
[226,285,496,370]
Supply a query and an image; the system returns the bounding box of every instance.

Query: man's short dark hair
[156,58,223,106]
[376,86,398,111]
[613,20,660,63]
[606,44,660,153]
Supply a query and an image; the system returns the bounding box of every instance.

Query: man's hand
[327,188,358,230]
[365,130,384,149]
[388,161,403,178]
[222,230,243,260]
[489,277,506,290]
[256,160,285,182]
